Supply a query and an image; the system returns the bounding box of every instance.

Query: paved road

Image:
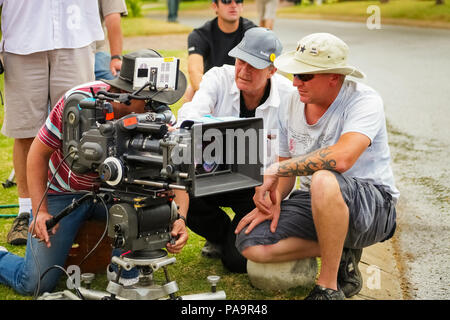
[151,12,450,299]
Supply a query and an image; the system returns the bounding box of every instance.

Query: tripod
[40,190,226,300]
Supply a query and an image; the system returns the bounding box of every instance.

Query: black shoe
[201,240,222,259]
[305,285,345,300]
[7,212,30,245]
[338,248,363,298]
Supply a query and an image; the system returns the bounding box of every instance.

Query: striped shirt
[37,81,110,193]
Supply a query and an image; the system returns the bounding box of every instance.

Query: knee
[310,170,339,192]
[241,245,273,263]
[16,275,57,296]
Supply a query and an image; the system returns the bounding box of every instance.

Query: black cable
[31,150,79,299]
[95,86,166,103]
[39,265,85,300]
[32,156,109,299]
[77,195,109,268]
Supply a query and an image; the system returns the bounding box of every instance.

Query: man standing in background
[255,0,279,30]
[0,0,103,245]
[95,0,128,81]
[185,0,256,101]
[167,0,180,23]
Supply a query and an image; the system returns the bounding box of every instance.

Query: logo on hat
[228,27,283,70]
[309,47,319,56]
[296,45,306,54]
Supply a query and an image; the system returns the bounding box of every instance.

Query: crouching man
[0,49,188,295]
[235,33,398,300]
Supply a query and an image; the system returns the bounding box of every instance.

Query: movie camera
[40,57,264,300]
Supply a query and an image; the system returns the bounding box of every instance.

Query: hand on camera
[166,219,189,254]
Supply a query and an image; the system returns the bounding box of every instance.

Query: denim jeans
[0,193,106,295]
[95,51,115,81]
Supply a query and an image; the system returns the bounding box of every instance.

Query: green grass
[141,0,213,13]
[138,0,450,25]
[121,17,192,37]
[278,0,450,24]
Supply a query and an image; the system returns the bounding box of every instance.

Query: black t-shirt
[187,17,256,73]
[240,80,271,118]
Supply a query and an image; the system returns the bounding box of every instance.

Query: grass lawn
[140,0,450,28]
[122,17,192,37]
[278,0,450,27]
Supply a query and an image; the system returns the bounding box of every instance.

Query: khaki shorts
[1,44,95,138]
[256,0,279,21]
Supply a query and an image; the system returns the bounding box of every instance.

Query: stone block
[247,258,318,292]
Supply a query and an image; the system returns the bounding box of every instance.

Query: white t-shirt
[278,79,400,201]
[0,0,104,54]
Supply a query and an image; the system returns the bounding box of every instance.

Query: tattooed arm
[235,132,370,234]
[268,132,371,177]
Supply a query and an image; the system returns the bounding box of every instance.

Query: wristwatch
[177,214,187,224]
[111,55,122,61]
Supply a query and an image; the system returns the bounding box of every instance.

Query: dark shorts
[235,172,397,251]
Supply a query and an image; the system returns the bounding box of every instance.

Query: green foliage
[126,0,143,17]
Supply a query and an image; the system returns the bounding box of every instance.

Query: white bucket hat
[274,33,365,78]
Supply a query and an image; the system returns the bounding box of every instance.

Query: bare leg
[242,237,320,263]
[310,170,349,290]
[265,19,274,30]
[13,138,34,198]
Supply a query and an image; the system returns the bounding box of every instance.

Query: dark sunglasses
[294,74,315,82]
[219,0,244,4]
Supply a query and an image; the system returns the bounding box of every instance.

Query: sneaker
[0,246,8,253]
[338,248,363,298]
[201,240,222,259]
[7,212,30,245]
[106,264,139,287]
[305,285,346,300]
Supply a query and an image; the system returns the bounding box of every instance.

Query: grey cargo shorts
[235,171,397,251]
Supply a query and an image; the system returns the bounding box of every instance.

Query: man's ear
[329,73,344,87]
[267,66,277,78]
[212,2,218,14]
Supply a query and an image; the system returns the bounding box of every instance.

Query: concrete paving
[351,241,404,300]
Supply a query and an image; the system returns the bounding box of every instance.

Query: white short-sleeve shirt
[1,0,104,54]
[278,79,399,201]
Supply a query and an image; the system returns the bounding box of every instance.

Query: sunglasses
[294,74,315,82]
[219,0,244,4]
